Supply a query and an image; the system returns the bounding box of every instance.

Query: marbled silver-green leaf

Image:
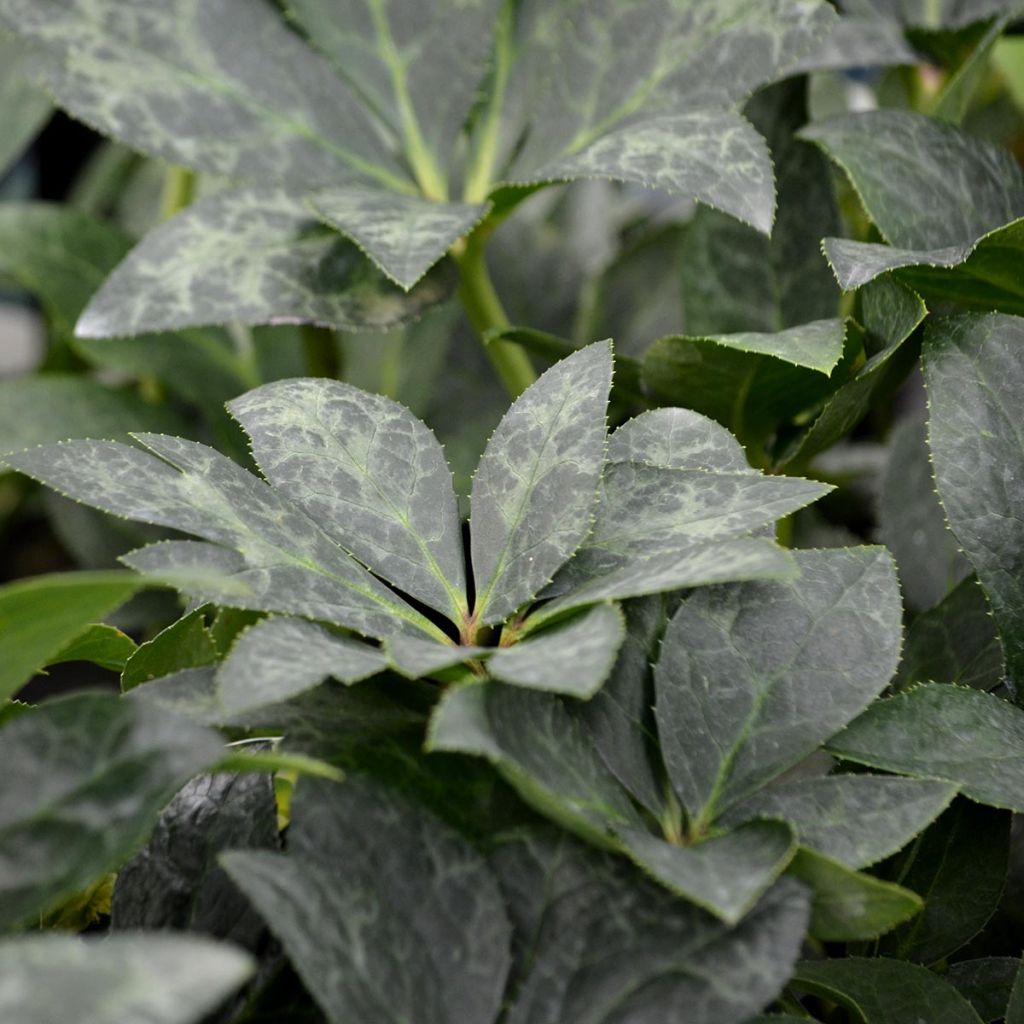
[4,436,441,640]
[309,187,486,289]
[216,617,388,716]
[514,111,776,234]
[230,376,466,619]
[495,832,811,1024]
[77,188,448,338]
[656,547,903,824]
[488,603,624,698]
[286,0,500,184]
[470,341,612,624]
[222,777,511,1024]
[618,820,797,924]
[0,0,409,191]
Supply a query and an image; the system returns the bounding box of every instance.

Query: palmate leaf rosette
[431,545,947,934]
[2,341,828,714]
[0,0,837,337]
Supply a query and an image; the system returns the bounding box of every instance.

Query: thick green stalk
[453,229,536,397]
[159,165,195,221]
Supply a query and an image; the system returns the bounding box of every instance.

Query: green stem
[301,325,342,378]
[453,229,536,397]
[159,165,195,221]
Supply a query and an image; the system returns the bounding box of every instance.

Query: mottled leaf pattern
[471,341,612,624]
[230,377,466,619]
[286,0,500,183]
[0,934,253,1024]
[801,110,1024,250]
[216,617,387,715]
[515,111,776,233]
[0,0,407,191]
[0,693,222,929]
[923,313,1024,694]
[0,35,51,178]
[4,436,441,640]
[223,777,511,1024]
[495,831,811,1024]
[656,548,903,823]
[77,188,448,338]
[309,187,486,288]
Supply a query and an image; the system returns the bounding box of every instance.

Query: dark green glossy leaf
[494,831,811,1024]
[779,279,926,467]
[618,820,798,924]
[947,958,1021,1023]
[722,775,958,868]
[216,617,387,716]
[0,571,141,701]
[894,577,1004,692]
[230,376,466,619]
[0,203,130,338]
[0,933,253,1024]
[679,80,841,335]
[787,847,923,941]
[656,547,902,825]
[47,622,136,672]
[470,341,612,624]
[1008,959,1024,1024]
[880,800,1010,964]
[828,685,1024,811]
[112,769,278,947]
[121,607,217,691]
[4,436,442,641]
[77,188,449,338]
[879,413,969,612]
[222,777,511,1024]
[792,957,984,1024]
[0,692,222,929]
[428,682,644,847]
[923,313,1024,694]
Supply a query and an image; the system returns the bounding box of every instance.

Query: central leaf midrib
[473,388,574,622]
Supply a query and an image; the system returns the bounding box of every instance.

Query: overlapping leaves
[4,342,826,710]
[430,546,937,934]
[0,0,837,336]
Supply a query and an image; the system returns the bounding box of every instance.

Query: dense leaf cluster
[3,1,1024,1022]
